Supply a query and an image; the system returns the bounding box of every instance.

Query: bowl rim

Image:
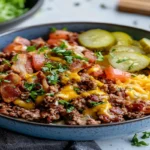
[0,21,150,128]
[0,0,44,27]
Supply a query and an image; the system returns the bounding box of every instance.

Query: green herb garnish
[142,132,150,139]
[26,46,36,52]
[12,54,18,62]
[73,87,80,93]
[50,27,57,33]
[131,134,149,147]
[46,93,54,97]
[38,46,49,54]
[59,100,75,113]
[95,51,104,61]
[90,101,105,107]
[24,82,45,100]
[2,59,11,66]
[116,58,130,63]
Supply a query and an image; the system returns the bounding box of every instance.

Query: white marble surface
[16,0,150,149]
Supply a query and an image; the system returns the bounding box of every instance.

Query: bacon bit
[0,84,21,103]
[5,73,21,85]
[47,39,62,47]
[11,54,28,77]
[14,36,31,46]
[31,38,46,47]
[83,50,96,63]
[3,43,27,54]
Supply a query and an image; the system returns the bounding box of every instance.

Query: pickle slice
[140,38,150,53]
[78,29,116,49]
[110,45,145,54]
[108,52,149,72]
[112,32,133,46]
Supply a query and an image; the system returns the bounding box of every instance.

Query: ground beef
[71,97,86,111]
[0,103,40,121]
[41,104,65,123]
[79,73,96,91]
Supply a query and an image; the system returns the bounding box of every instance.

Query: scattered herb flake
[38,46,49,54]
[73,87,80,93]
[131,134,149,147]
[26,46,36,52]
[95,51,104,61]
[12,54,18,62]
[116,58,130,63]
[142,132,150,139]
[50,27,57,33]
[90,101,105,107]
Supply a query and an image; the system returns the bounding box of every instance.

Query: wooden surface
[119,0,150,16]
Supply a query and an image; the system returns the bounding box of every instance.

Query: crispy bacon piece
[14,36,31,46]
[11,54,29,77]
[3,43,27,54]
[31,38,46,47]
[83,50,96,63]
[0,83,21,103]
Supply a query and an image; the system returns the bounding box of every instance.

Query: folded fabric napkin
[0,128,101,150]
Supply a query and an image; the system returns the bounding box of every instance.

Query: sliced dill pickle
[110,45,145,54]
[108,52,150,72]
[140,38,150,53]
[78,29,116,49]
[112,32,133,46]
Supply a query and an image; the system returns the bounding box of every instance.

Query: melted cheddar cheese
[61,71,81,84]
[84,100,112,118]
[56,85,79,100]
[117,75,150,101]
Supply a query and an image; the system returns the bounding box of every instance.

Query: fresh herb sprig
[59,100,74,113]
[90,101,105,107]
[95,51,104,61]
[131,133,149,147]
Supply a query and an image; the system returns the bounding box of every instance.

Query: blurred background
[0,0,150,31]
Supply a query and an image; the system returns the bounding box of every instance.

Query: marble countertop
[16,0,150,149]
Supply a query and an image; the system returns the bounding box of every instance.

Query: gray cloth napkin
[0,128,101,150]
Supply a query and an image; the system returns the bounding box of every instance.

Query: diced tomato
[3,43,26,54]
[104,66,130,82]
[49,30,70,40]
[0,84,21,103]
[84,50,96,63]
[47,39,62,47]
[32,54,45,71]
[14,36,30,46]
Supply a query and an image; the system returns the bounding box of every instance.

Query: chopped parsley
[131,134,149,147]
[47,74,59,85]
[62,27,67,31]
[95,51,104,61]
[0,79,10,83]
[46,93,54,97]
[128,62,135,71]
[38,46,49,54]
[2,59,11,66]
[73,87,80,93]
[142,132,150,139]
[26,46,36,52]
[51,42,88,64]
[116,57,130,63]
[90,101,105,107]
[42,62,67,85]
[58,100,75,113]
[12,54,18,62]
[24,82,45,100]
[50,27,57,33]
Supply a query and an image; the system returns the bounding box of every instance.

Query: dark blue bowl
[0,22,150,140]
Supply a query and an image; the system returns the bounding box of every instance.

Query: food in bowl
[0,28,150,125]
[0,0,28,23]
